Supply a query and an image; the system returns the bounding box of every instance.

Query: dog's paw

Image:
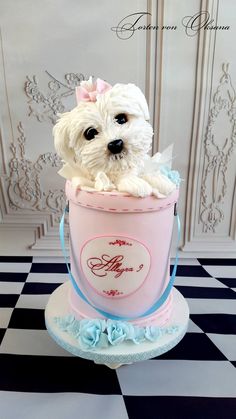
[117,175,152,197]
[95,172,115,191]
[142,173,176,197]
[71,176,94,190]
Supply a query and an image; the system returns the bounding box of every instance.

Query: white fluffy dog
[53,77,176,198]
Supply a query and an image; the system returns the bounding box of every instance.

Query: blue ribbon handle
[59,203,180,321]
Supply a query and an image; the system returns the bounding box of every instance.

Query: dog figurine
[53,77,177,198]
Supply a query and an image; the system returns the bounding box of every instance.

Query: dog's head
[53,78,153,178]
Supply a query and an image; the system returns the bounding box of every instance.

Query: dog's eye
[84,127,98,141]
[115,113,128,124]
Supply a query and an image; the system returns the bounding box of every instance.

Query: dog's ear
[109,83,150,121]
[127,84,150,121]
[53,112,76,165]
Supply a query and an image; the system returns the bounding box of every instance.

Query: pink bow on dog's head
[76,77,112,104]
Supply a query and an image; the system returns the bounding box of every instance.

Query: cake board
[45,282,189,369]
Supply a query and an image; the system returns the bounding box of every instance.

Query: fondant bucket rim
[65,180,179,213]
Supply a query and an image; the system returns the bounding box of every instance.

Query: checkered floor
[0,257,236,419]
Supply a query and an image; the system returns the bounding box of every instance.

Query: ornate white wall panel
[182,0,236,255]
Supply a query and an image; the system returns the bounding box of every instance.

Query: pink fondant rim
[79,234,152,300]
[66,180,179,213]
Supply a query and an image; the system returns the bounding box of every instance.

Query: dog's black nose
[107,139,123,154]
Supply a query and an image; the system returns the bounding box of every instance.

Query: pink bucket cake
[66,181,179,327]
[53,77,181,351]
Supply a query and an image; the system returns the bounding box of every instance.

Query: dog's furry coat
[53,78,176,198]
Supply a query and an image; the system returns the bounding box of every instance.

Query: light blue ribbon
[59,204,181,321]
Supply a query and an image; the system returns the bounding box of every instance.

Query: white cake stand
[45,282,189,369]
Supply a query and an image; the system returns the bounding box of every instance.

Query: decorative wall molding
[25,71,86,124]
[0,120,68,252]
[0,24,76,251]
[200,63,236,233]
[6,122,65,221]
[183,0,236,253]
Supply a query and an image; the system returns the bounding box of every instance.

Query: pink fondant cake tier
[66,180,179,327]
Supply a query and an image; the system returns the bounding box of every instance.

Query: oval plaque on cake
[80,236,151,298]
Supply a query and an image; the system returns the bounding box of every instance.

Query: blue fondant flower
[132,326,146,344]
[55,312,180,350]
[145,326,163,342]
[66,319,81,338]
[54,314,75,331]
[78,319,108,350]
[107,320,135,345]
[164,325,179,335]
[160,165,181,186]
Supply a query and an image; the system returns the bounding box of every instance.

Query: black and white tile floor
[0,257,236,419]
